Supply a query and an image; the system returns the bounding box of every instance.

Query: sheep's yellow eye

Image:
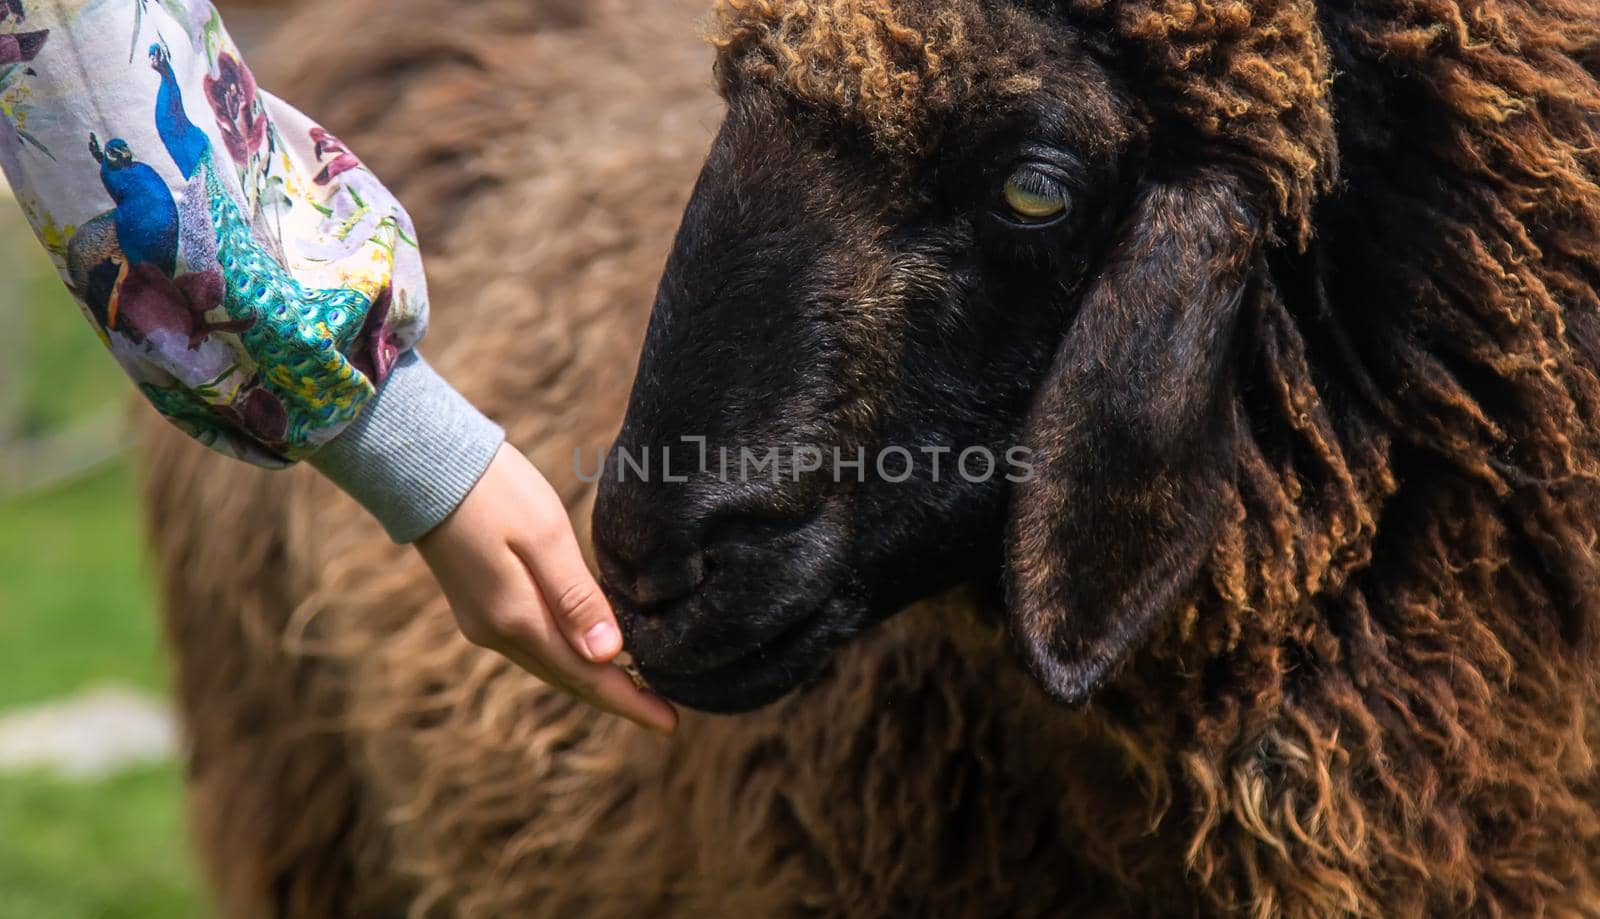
[1002,168,1070,223]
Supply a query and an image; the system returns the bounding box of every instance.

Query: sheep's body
[143,0,1600,915]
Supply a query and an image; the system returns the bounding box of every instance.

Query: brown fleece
[143,0,1600,916]
[710,0,1045,155]
[711,0,1335,236]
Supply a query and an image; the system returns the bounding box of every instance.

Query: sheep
[144,0,1600,915]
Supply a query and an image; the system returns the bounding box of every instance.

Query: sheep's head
[593,0,1337,712]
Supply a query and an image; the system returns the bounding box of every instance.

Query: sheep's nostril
[596,536,706,614]
[633,551,705,608]
[593,539,637,596]
[593,491,817,619]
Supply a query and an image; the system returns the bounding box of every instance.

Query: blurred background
[0,4,286,916]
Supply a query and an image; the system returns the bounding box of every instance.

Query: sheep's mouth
[634,597,858,713]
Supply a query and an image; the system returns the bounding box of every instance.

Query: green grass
[0,209,129,436]
[0,200,204,918]
[0,462,168,708]
[0,765,200,919]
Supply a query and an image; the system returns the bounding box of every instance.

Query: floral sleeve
[0,0,429,466]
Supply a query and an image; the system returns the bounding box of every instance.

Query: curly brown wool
[711,0,1335,235]
[141,0,1600,916]
[710,0,1046,154]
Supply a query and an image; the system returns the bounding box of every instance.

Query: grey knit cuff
[309,351,505,543]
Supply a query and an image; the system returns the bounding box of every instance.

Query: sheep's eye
[1001,166,1071,224]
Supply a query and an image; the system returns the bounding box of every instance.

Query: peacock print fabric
[0,0,428,465]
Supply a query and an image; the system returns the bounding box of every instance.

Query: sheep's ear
[1005,175,1258,703]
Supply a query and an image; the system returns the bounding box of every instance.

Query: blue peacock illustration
[86,132,250,349]
[147,38,207,179]
[72,39,383,453]
[90,134,179,274]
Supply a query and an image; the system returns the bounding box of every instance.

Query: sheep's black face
[596,0,1273,713]
[592,35,1164,712]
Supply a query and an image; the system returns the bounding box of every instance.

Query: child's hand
[414,444,679,735]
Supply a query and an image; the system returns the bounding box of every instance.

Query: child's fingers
[498,625,678,735]
[512,487,626,664]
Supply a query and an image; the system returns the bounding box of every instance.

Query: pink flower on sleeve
[0,30,46,64]
[310,127,361,185]
[203,53,266,164]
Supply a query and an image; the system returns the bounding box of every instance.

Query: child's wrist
[308,350,505,543]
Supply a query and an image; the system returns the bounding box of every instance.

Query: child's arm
[0,0,501,542]
[2,0,677,732]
